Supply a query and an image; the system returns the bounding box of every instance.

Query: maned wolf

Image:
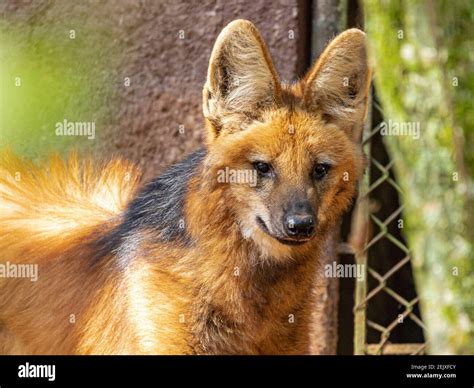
[0,20,371,354]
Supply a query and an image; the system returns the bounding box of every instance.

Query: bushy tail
[0,151,142,260]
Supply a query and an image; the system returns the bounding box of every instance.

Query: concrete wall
[102,0,310,179]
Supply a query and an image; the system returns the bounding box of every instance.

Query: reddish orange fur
[0,20,370,354]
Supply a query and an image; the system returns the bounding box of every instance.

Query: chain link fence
[346,93,428,355]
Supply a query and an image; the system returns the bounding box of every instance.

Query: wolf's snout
[284,214,315,238]
[283,201,316,239]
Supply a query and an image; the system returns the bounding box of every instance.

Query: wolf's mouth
[256,217,309,246]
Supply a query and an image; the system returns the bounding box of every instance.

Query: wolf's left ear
[303,29,371,141]
[203,20,281,142]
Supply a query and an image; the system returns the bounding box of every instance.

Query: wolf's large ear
[203,20,281,142]
[303,29,371,141]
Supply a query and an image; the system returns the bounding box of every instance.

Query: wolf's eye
[254,161,271,175]
[313,163,330,180]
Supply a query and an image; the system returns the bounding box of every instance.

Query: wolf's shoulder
[113,147,207,244]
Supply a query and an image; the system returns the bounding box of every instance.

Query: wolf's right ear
[203,20,281,142]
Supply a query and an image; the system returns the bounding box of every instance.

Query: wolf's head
[201,20,370,259]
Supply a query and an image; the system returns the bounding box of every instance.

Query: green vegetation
[365,0,474,354]
[0,20,118,159]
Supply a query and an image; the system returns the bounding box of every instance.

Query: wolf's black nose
[284,214,315,238]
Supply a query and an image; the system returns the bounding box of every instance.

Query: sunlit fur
[200,106,365,262]
[0,20,370,354]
